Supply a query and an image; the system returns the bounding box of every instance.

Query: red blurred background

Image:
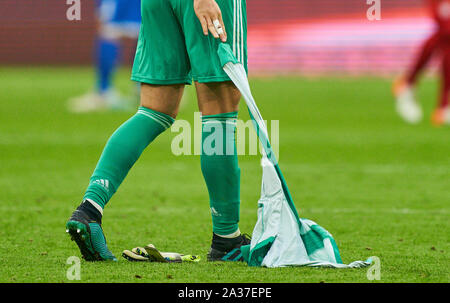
[0,0,430,75]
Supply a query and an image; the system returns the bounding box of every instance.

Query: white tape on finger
[213,19,224,35]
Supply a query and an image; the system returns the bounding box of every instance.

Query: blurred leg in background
[431,0,450,125]
[432,44,450,125]
[392,31,441,124]
[406,31,441,86]
[67,0,141,113]
[393,0,450,125]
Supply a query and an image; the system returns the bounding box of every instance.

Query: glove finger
[180,255,201,262]
[144,245,169,263]
[134,247,149,258]
[137,246,162,262]
[122,250,150,262]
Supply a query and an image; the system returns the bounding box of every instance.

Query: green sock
[83,106,174,209]
[201,112,241,236]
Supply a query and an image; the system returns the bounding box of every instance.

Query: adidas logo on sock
[211,207,222,217]
[93,179,110,190]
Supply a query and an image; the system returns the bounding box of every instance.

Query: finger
[212,19,225,42]
[207,18,219,39]
[199,16,208,36]
[217,15,227,42]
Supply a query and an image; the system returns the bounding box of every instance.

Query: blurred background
[0,0,431,75]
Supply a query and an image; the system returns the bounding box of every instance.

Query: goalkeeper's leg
[196,81,251,262]
[66,83,184,261]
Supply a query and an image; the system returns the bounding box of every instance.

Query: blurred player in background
[67,0,141,113]
[393,0,450,126]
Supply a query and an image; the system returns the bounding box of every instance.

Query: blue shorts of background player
[98,0,141,39]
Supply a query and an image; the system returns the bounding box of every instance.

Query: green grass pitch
[0,67,448,283]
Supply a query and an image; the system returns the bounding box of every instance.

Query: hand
[194,0,227,42]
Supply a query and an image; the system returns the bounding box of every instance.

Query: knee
[197,82,241,115]
[228,85,242,106]
[140,83,184,118]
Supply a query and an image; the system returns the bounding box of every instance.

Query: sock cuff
[137,106,175,129]
[202,111,238,122]
[214,228,241,238]
[85,199,104,216]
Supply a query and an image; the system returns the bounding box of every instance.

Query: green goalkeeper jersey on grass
[131,0,247,85]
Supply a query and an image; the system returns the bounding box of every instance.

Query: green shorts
[131,0,247,85]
